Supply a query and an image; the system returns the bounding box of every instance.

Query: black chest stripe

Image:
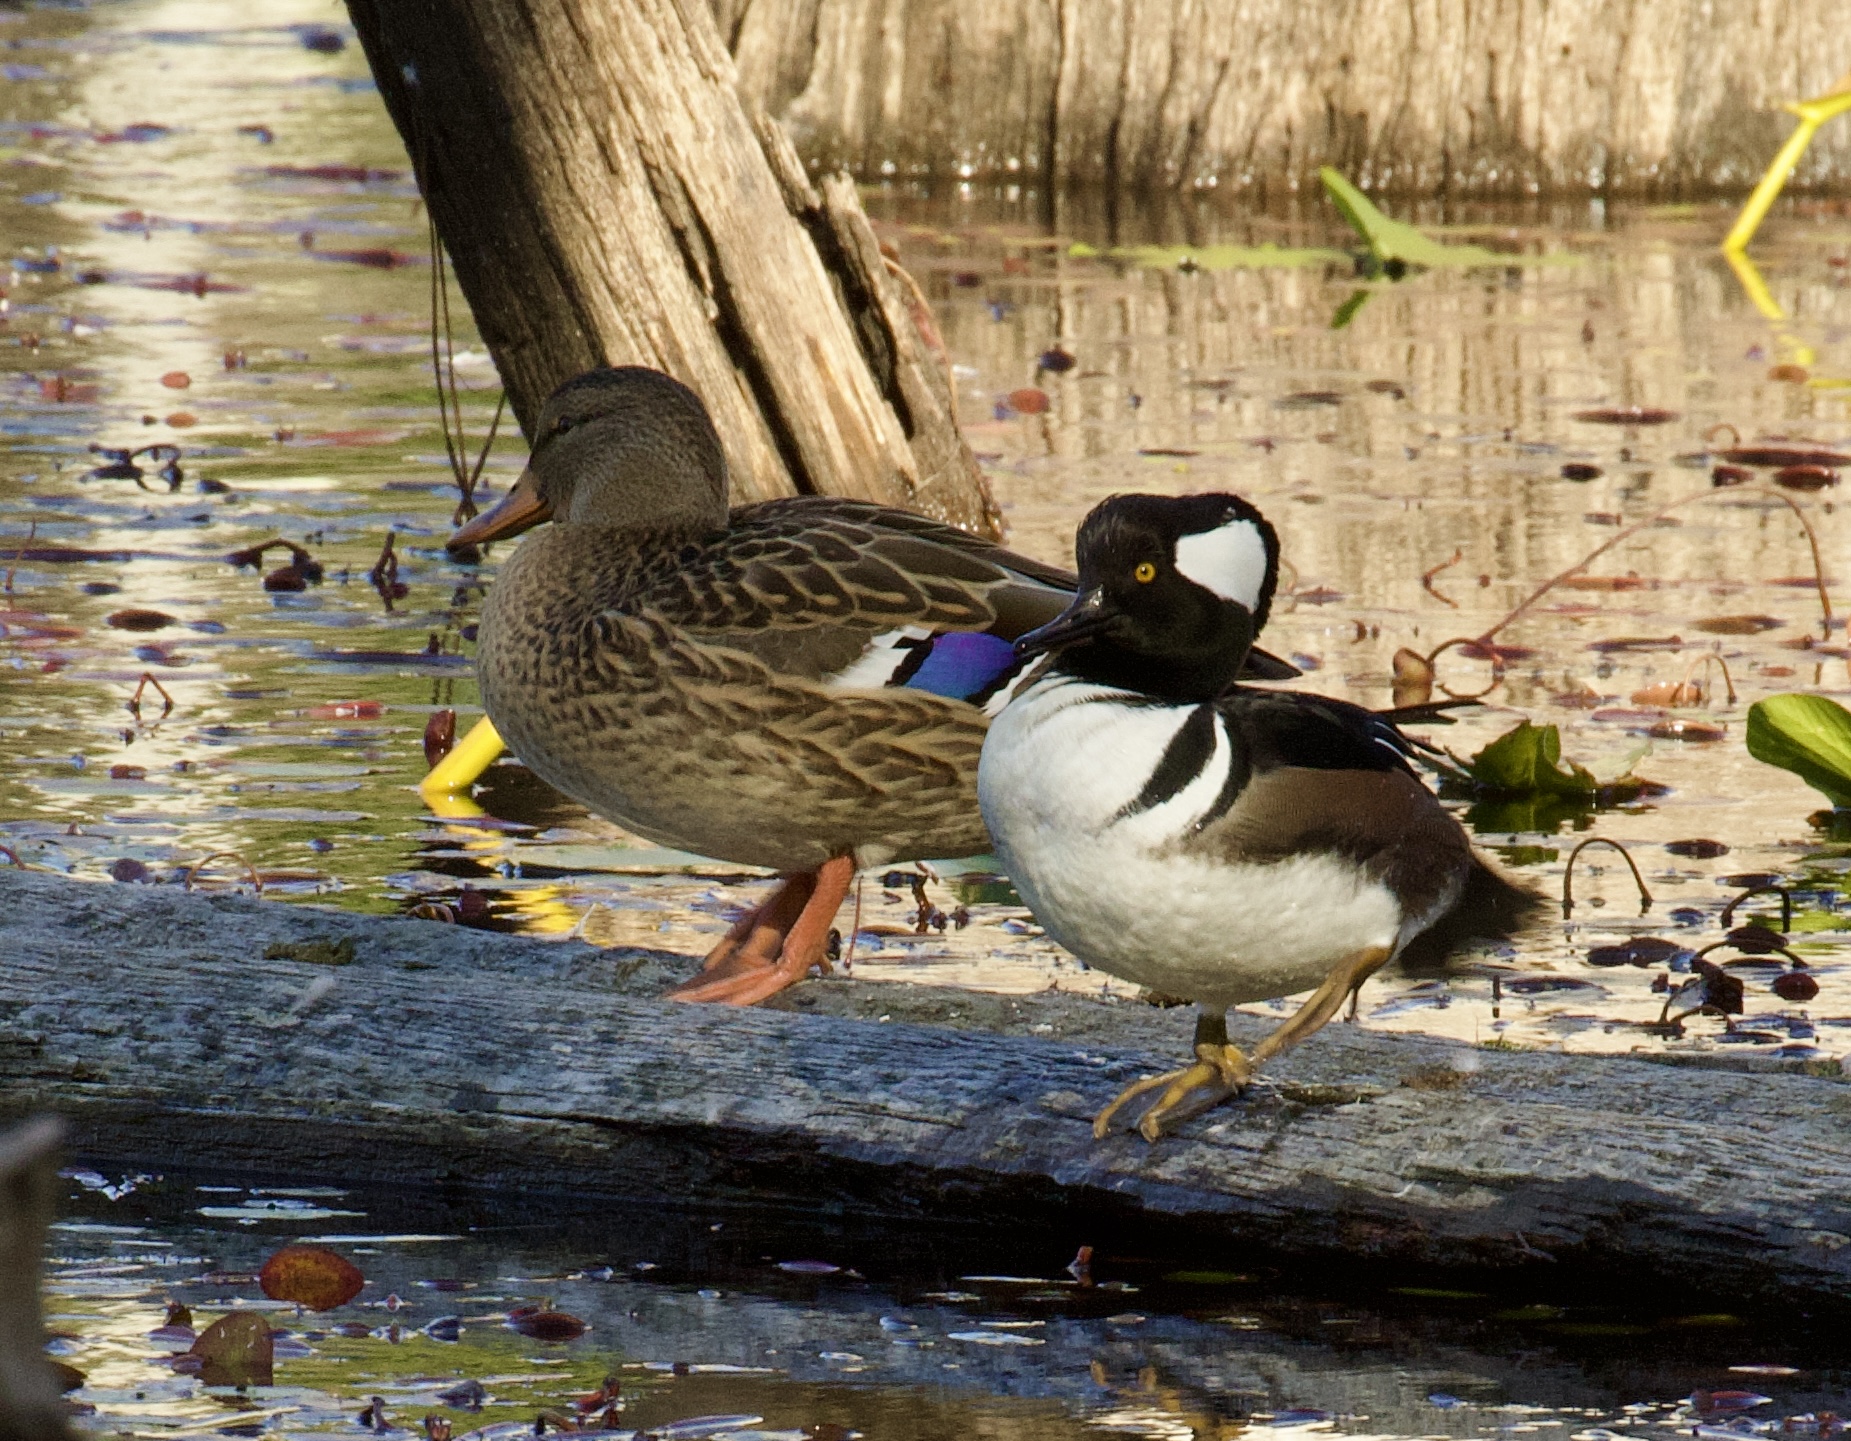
[1117,704,1219,820]
[1190,715,1251,833]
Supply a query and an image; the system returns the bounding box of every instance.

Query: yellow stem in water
[1722,81,1851,255]
[420,715,504,797]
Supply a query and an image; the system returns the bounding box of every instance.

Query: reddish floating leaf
[107,609,176,631]
[1711,464,1752,487]
[1648,718,1725,742]
[166,412,197,429]
[304,701,384,720]
[1768,364,1810,383]
[1665,838,1729,859]
[1774,464,1837,491]
[1718,446,1851,468]
[160,370,191,389]
[187,1311,273,1386]
[507,1309,587,1342]
[1773,971,1820,1002]
[260,1244,365,1311]
[1693,614,1782,635]
[1572,406,1678,425]
[423,709,457,767]
[109,764,147,780]
[1007,387,1050,415]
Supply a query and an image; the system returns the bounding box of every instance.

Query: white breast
[978,674,1406,1006]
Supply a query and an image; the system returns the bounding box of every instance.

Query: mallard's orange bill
[447,468,551,551]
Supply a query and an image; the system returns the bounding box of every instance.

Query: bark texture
[0,1117,73,1441]
[343,0,998,534]
[7,869,1851,1301]
[719,0,1851,197]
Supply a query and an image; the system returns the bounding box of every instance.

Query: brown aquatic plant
[183,850,262,894]
[127,672,174,719]
[1721,883,1793,934]
[426,187,504,526]
[1418,485,1832,698]
[1420,548,1463,608]
[369,530,409,610]
[1561,837,1652,918]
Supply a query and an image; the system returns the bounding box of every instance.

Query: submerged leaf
[187,1311,273,1386]
[1746,695,1851,808]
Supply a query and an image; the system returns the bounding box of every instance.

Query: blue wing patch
[894,630,1020,703]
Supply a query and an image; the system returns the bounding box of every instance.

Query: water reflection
[40,1174,1851,1440]
[4,0,1851,1063]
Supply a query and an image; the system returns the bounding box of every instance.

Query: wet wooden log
[4,867,1851,1300]
[342,0,998,534]
[0,1116,74,1441]
[720,0,1851,198]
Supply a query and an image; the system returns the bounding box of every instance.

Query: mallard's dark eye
[553,415,575,436]
[1133,561,1157,584]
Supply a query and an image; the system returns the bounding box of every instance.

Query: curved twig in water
[0,844,24,869]
[1678,651,1737,707]
[1421,548,1464,608]
[1562,837,1653,918]
[1720,882,1792,934]
[183,850,262,895]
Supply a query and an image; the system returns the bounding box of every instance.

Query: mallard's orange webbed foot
[667,855,855,1005]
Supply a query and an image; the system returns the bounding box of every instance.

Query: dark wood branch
[4,869,1851,1302]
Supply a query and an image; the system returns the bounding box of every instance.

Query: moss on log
[5,869,1851,1299]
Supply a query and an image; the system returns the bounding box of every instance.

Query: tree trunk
[725,0,1851,200]
[343,0,999,535]
[6,868,1851,1302]
[0,1117,73,1441]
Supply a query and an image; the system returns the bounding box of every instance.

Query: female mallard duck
[448,366,1298,1005]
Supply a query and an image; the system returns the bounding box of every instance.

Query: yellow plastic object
[419,715,505,798]
[1722,75,1851,254]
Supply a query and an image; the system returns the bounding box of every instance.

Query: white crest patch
[1172,518,1269,609]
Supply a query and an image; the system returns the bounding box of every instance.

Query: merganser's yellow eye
[1133,561,1157,584]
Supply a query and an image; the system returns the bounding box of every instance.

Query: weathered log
[0,1116,74,1441]
[720,0,1851,199]
[343,0,998,533]
[5,868,1851,1300]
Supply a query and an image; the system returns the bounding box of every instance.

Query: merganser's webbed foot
[1094,943,1396,1143]
[1094,1011,1252,1141]
[667,854,856,1006]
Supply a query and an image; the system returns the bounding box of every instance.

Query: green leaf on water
[1074,241,1349,271]
[1746,693,1851,808]
[1464,720,1600,798]
[1317,168,1570,270]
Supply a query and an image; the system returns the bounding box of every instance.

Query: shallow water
[39,1170,1851,1440]
[6,0,1851,1070]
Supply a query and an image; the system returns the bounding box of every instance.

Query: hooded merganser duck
[977,492,1536,1140]
[447,368,1302,1005]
